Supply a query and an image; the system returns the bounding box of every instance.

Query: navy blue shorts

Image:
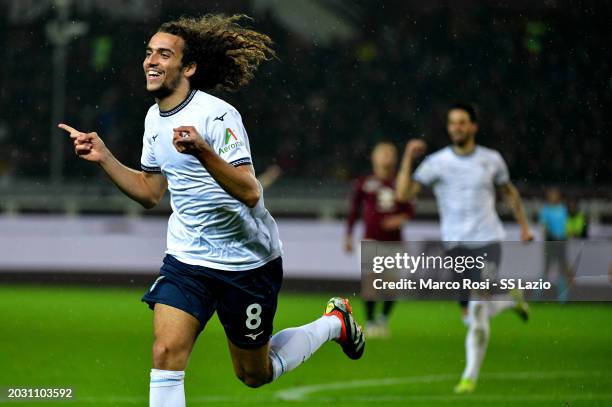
[447,243,502,307]
[142,255,283,349]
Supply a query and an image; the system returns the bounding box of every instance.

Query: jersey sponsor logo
[218,128,245,155]
[224,128,238,144]
[152,134,158,141]
[245,331,264,340]
[214,112,227,122]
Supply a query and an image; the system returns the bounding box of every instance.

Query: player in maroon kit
[345,141,414,338]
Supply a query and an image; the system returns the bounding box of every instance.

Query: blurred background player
[395,102,532,394]
[345,141,414,338]
[538,187,574,302]
[258,164,283,190]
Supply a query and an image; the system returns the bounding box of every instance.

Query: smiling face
[143,32,190,98]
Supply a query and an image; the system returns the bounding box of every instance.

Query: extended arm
[499,182,533,241]
[172,126,260,208]
[395,139,426,202]
[59,123,167,209]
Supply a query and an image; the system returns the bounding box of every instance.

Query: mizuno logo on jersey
[152,134,158,141]
[245,331,264,340]
[214,112,227,122]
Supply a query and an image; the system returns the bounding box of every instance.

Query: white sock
[149,369,185,407]
[486,294,516,318]
[269,315,341,381]
[462,301,490,382]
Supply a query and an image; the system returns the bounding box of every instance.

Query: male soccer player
[59,14,364,407]
[395,102,532,394]
[345,141,413,337]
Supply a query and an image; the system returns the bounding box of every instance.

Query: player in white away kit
[59,14,364,407]
[395,103,532,394]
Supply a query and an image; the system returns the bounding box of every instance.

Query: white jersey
[140,89,282,271]
[413,145,509,243]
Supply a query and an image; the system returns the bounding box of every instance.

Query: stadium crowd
[1,1,609,186]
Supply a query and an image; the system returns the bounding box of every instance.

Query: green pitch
[1,285,611,406]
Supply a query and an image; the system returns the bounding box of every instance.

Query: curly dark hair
[158,14,275,91]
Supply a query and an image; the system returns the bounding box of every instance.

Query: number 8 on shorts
[245,303,262,330]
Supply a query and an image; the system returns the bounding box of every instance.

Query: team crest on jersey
[377,186,396,212]
[218,128,244,155]
[363,178,381,193]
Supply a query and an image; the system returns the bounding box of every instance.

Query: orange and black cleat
[324,297,365,360]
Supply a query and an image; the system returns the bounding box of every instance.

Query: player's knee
[235,366,271,388]
[239,374,267,388]
[152,341,172,367]
[152,340,188,369]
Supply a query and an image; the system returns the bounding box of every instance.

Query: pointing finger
[58,123,78,134]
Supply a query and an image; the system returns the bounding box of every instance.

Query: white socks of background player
[150,369,185,407]
[269,315,342,381]
[462,301,490,382]
[463,296,516,326]
[487,295,516,318]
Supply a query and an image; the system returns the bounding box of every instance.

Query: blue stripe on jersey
[229,157,252,167]
[159,89,197,117]
[141,164,162,173]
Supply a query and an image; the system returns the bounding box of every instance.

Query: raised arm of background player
[395,139,427,202]
[396,139,533,241]
[59,123,261,208]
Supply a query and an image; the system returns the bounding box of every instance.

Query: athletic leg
[142,255,218,407]
[364,300,379,337]
[487,294,515,318]
[382,300,394,317]
[365,300,376,321]
[226,297,363,387]
[227,313,341,387]
[150,304,201,407]
[455,300,490,393]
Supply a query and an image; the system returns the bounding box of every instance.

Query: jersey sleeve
[412,156,438,187]
[140,114,161,173]
[208,108,252,167]
[493,152,510,185]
